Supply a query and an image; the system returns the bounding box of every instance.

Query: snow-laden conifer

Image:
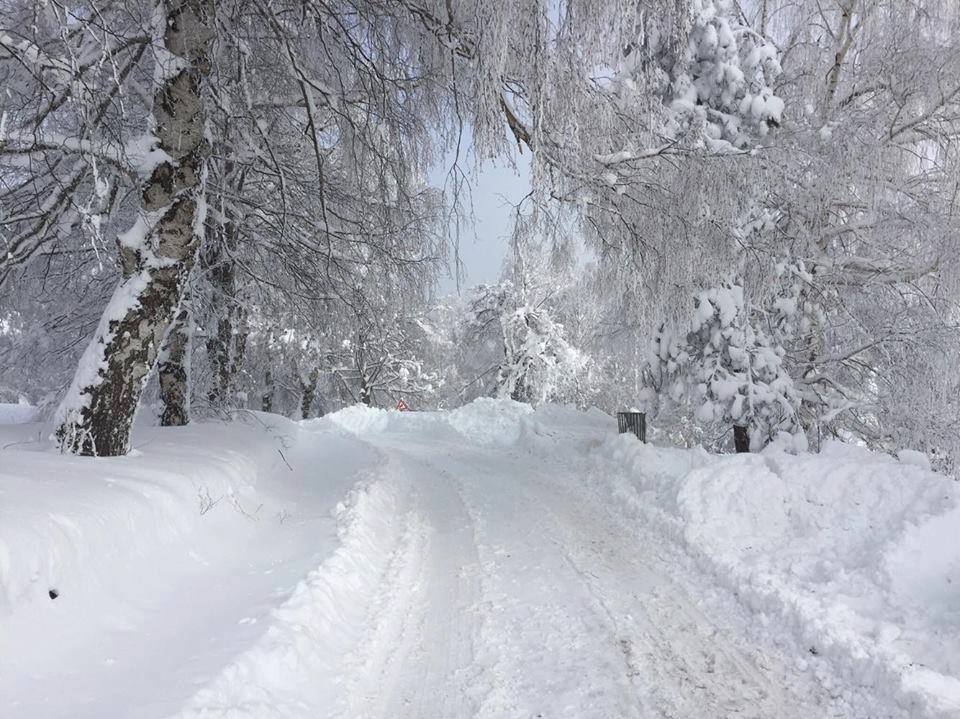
[656,280,800,450]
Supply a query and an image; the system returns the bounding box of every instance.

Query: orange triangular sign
[396,398,410,411]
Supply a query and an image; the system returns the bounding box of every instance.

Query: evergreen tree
[656,280,800,451]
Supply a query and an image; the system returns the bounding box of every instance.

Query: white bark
[55,0,214,456]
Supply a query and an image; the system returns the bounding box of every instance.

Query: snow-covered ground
[1,401,958,717]
[600,433,960,716]
[0,412,378,717]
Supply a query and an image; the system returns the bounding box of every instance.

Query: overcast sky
[431,150,532,295]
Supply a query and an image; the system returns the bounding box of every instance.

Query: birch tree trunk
[733,425,751,453]
[359,373,373,406]
[55,0,214,456]
[158,302,192,427]
[300,366,320,419]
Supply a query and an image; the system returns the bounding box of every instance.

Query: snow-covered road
[353,432,827,718]
[171,406,843,718]
[3,404,951,718]
[321,412,852,719]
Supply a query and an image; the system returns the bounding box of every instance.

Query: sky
[430,150,532,295]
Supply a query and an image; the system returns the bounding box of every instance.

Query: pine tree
[656,279,800,451]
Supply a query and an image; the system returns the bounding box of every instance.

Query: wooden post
[617,411,646,442]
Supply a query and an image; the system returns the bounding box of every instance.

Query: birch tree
[732,0,960,455]
[52,1,214,455]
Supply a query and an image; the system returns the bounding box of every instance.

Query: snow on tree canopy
[650,0,783,150]
[497,305,586,405]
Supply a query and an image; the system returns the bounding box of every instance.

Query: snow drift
[316,396,534,447]
[175,467,423,718]
[0,412,378,718]
[0,420,269,614]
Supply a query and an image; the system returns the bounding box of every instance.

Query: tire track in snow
[338,449,488,719]
[530,477,802,718]
[172,411,847,718]
[524,427,854,718]
[409,440,652,719]
[340,503,431,718]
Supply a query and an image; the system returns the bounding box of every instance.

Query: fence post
[617,411,646,442]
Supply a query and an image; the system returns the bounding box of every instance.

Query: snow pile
[0,421,274,614]
[1,412,383,717]
[176,466,423,718]
[897,448,933,471]
[601,435,960,716]
[447,397,534,446]
[322,403,394,435]
[316,403,448,437]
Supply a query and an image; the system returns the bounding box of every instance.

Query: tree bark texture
[300,366,320,419]
[55,0,214,456]
[158,301,192,426]
[261,367,275,413]
[359,373,373,406]
[204,173,247,407]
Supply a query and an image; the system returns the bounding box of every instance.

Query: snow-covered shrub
[655,279,800,450]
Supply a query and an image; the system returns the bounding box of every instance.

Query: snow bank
[319,397,535,447]
[0,419,283,615]
[446,397,534,446]
[321,403,393,435]
[175,464,424,718]
[600,435,960,716]
[1,412,384,717]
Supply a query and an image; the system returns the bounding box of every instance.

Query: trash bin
[616,411,646,442]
